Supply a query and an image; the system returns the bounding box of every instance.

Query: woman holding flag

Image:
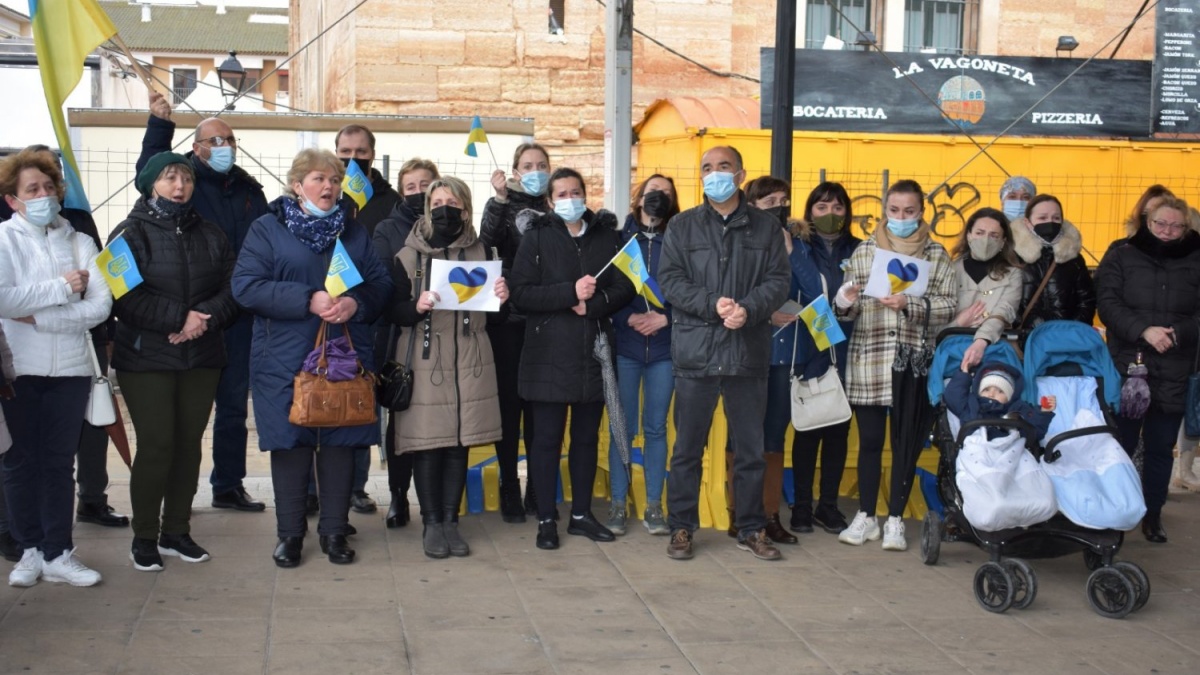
[109,152,238,572]
[232,149,392,568]
[509,167,635,550]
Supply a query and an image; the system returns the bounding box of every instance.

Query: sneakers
[605,501,628,536]
[838,511,881,546]
[737,530,782,561]
[882,516,907,551]
[158,533,211,563]
[131,538,164,572]
[536,520,559,550]
[813,503,849,534]
[8,548,43,587]
[667,529,693,560]
[41,548,101,586]
[499,482,525,524]
[643,503,670,536]
[789,503,814,534]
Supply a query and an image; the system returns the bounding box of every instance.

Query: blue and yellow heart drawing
[887,258,920,295]
[449,266,489,303]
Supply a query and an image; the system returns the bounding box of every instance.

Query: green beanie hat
[136,152,193,198]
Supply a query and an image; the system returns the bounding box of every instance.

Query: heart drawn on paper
[449,266,488,303]
[887,258,920,295]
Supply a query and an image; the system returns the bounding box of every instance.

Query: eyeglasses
[1151,219,1186,233]
[199,135,238,147]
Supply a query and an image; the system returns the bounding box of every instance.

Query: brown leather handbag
[288,321,378,428]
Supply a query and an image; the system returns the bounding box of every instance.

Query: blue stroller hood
[928,333,1022,405]
[1021,320,1122,411]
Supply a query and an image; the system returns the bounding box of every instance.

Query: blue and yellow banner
[464,116,488,157]
[96,233,143,300]
[341,159,373,210]
[611,237,665,309]
[326,239,363,297]
[28,0,117,212]
[799,295,846,352]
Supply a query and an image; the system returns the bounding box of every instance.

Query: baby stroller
[922,322,1150,619]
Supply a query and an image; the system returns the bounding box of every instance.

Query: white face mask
[968,236,1003,262]
[15,195,61,227]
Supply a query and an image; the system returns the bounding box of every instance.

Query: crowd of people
[1,96,1198,586]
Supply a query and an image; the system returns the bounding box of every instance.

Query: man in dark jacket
[136,91,269,512]
[658,146,790,562]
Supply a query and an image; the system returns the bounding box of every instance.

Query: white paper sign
[429,259,503,312]
[863,249,932,299]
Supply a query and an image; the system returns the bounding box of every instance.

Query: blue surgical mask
[206,145,234,173]
[1002,199,1027,221]
[519,170,549,196]
[886,217,920,238]
[17,195,61,227]
[702,171,738,203]
[301,187,342,218]
[553,197,587,224]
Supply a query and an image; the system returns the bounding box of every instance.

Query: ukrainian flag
[96,233,144,300]
[611,237,665,309]
[799,295,846,352]
[464,116,488,157]
[28,0,117,211]
[326,239,364,297]
[342,159,373,210]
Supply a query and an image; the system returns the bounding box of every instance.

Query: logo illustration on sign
[449,266,489,303]
[887,258,920,294]
[939,75,986,128]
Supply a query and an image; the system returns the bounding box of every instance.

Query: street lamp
[216,51,246,110]
[1055,36,1079,57]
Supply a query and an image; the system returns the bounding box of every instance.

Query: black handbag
[376,327,416,412]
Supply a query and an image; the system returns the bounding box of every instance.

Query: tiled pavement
[1,443,1198,674]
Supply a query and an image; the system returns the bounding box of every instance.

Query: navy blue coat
[945,362,1053,441]
[771,235,824,377]
[231,197,394,451]
[611,214,672,364]
[803,231,860,380]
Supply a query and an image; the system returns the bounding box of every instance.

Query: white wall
[0,66,94,149]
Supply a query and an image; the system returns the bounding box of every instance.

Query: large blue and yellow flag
[611,237,665,309]
[464,116,488,157]
[799,295,846,352]
[28,0,117,211]
[96,233,143,300]
[341,159,374,210]
[326,239,364,297]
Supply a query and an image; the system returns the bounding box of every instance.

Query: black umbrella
[889,297,936,516]
[593,330,632,505]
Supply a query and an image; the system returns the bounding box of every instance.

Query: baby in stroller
[944,362,1056,441]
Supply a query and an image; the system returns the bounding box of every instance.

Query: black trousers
[384,414,413,495]
[488,321,535,489]
[411,447,469,524]
[76,340,112,507]
[854,405,914,517]
[792,419,852,509]
[528,401,603,521]
[271,447,354,538]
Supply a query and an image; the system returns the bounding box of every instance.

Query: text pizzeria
[1031,112,1104,125]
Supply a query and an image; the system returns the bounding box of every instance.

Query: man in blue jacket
[136,91,269,512]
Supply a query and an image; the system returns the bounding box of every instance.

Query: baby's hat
[978,367,1015,400]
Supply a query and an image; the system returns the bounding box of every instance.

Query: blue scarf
[281,197,345,253]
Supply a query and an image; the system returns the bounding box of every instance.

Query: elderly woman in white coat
[947,207,1024,371]
[0,148,112,588]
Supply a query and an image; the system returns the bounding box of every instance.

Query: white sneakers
[8,548,43,587]
[838,511,881,545]
[40,548,102,587]
[882,516,908,551]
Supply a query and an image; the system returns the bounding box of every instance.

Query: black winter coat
[342,169,401,236]
[372,198,420,274]
[658,194,791,379]
[1096,227,1200,414]
[480,186,547,267]
[509,209,635,403]
[109,199,238,372]
[1011,218,1096,327]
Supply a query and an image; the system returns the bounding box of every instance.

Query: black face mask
[341,157,372,176]
[1033,221,1062,243]
[765,206,788,229]
[430,205,464,242]
[404,192,425,215]
[642,190,671,219]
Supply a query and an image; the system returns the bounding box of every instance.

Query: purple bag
[302,334,360,382]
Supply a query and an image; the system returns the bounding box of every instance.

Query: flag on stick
[464,115,488,157]
[326,239,364,297]
[610,237,665,309]
[28,0,118,211]
[799,295,846,352]
[342,159,374,210]
[96,233,143,300]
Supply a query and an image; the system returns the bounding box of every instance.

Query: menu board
[1153,0,1200,134]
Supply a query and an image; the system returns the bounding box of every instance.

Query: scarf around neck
[282,197,345,254]
[874,220,931,257]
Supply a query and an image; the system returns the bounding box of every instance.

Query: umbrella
[593,330,632,505]
[888,298,936,516]
[104,396,133,469]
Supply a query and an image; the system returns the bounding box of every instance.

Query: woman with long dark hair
[947,207,1024,371]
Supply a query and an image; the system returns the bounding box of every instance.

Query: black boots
[385,489,410,528]
[500,481,526,523]
[273,537,303,568]
[319,534,356,564]
[1142,512,1167,543]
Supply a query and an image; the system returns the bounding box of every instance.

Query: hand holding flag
[606,237,665,309]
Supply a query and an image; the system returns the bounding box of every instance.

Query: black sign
[1153,0,1200,134]
[761,49,1153,138]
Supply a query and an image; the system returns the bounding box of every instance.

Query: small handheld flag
[342,159,373,210]
[326,239,364,297]
[464,116,488,157]
[96,233,144,300]
[610,238,665,309]
[799,295,846,352]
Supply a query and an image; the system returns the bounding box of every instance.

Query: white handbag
[84,339,116,427]
[789,275,852,432]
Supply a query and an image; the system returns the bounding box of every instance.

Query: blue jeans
[610,356,674,505]
[210,313,252,493]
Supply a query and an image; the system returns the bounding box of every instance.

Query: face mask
[812,213,844,235]
[151,194,190,219]
[1002,199,1028,221]
[886,217,920,238]
[642,190,671,219]
[206,145,234,173]
[1033,221,1062,243]
[519,170,549,196]
[764,206,788,229]
[404,192,426,215]
[299,185,341,219]
[340,157,372,176]
[16,195,61,227]
[968,236,1003,262]
[553,197,587,224]
[702,171,737,203]
[430,205,464,239]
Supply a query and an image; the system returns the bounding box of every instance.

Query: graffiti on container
[846,180,983,241]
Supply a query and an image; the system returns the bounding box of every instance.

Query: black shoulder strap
[421,252,434,360]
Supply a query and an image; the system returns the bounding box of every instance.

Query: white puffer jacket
[0,213,112,377]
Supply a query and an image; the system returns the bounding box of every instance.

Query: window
[904,0,979,55]
[278,71,289,94]
[805,0,876,50]
[548,0,564,35]
[172,67,198,105]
